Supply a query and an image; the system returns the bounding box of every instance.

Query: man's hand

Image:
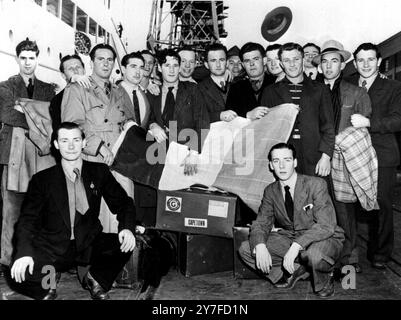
[70,75,91,89]
[99,145,114,166]
[118,229,136,253]
[220,110,237,122]
[181,151,198,176]
[315,153,331,177]
[224,69,233,82]
[11,256,34,283]
[283,243,302,274]
[246,106,269,120]
[255,243,272,274]
[276,73,285,82]
[147,81,160,95]
[149,123,168,143]
[351,114,370,128]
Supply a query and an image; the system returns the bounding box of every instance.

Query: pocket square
[303,204,314,211]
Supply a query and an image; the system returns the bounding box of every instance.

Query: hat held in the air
[312,39,351,65]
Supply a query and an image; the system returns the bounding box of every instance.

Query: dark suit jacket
[147,81,210,152]
[116,84,152,130]
[260,76,335,175]
[226,73,276,117]
[249,174,344,253]
[0,74,55,164]
[49,89,65,134]
[197,76,227,123]
[13,161,136,263]
[346,75,401,167]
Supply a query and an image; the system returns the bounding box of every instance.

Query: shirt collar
[61,158,83,182]
[162,81,179,91]
[211,74,226,86]
[90,73,111,89]
[121,80,139,93]
[359,73,378,90]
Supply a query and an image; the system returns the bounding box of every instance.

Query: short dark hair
[278,42,304,60]
[59,54,85,73]
[141,50,155,59]
[204,43,227,61]
[265,44,282,53]
[54,122,85,141]
[353,42,381,60]
[89,44,117,61]
[303,43,321,54]
[121,51,145,67]
[157,49,181,65]
[16,38,40,57]
[268,142,297,161]
[239,42,265,61]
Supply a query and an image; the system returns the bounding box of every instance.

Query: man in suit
[347,43,401,269]
[178,46,197,83]
[303,43,321,80]
[260,42,335,178]
[313,40,372,273]
[147,48,210,157]
[197,43,236,123]
[0,39,55,267]
[10,122,136,300]
[226,42,276,120]
[239,143,344,298]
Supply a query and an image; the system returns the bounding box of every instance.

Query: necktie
[132,90,141,126]
[219,81,227,93]
[27,78,34,99]
[284,185,294,222]
[250,79,262,92]
[104,82,111,99]
[361,80,368,91]
[73,168,89,215]
[162,87,175,128]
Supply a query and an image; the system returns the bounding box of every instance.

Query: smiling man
[313,40,372,274]
[10,122,136,300]
[0,38,55,268]
[260,42,335,179]
[238,142,344,298]
[347,43,401,269]
[178,46,197,83]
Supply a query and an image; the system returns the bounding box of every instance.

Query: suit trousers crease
[11,233,131,300]
[239,231,343,292]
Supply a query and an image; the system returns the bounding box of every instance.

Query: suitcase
[156,186,239,238]
[233,226,260,279]
[179,233,234,277]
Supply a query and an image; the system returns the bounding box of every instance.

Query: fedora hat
[312,40,351,65]
[261,7,292,42]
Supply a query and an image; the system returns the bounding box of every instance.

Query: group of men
[0,35,400,300]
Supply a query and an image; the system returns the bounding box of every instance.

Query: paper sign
[208,200,229,218]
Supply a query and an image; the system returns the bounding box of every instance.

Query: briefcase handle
[188,184,228,194]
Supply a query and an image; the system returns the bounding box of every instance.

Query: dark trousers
[0,164,3,260]
[367,166,396,262]
[10,233,132,300]
[238,230,343,292]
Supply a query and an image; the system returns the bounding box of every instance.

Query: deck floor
[2,189,401,300]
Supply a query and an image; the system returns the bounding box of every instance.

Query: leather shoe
[83,272,110,300]
[372,261,386,269]
[351,263,362,273]
[42,289,57,300]
[275,265,309,289]
[316,274,335,298]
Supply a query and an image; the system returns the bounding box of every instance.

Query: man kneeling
[10,122,136,300]
[239,143,344,298]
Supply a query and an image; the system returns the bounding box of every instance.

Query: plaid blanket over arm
[331,127,379,211]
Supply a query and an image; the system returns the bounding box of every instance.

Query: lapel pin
[303,203,314,211]
[90,182,95,189]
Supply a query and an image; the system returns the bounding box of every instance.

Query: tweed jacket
[249,174,344,253]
